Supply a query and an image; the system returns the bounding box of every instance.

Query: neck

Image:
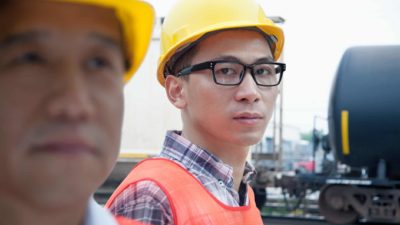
[0,193,87,225]
[181,128,250,191]
[222,151,248,192]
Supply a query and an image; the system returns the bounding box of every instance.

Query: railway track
[263,216,331,225]
[262,216,396,225]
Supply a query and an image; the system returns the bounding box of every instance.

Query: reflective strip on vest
[106,158,263,225]
[115,216,147,225]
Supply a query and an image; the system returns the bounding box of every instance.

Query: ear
[165,75,187,109]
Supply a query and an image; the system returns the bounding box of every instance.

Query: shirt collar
[161,130,256,187]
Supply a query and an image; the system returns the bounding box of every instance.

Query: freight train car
[319,45,400,224]
[276,45,400,224]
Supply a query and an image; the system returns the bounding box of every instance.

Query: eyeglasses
[177,60,286,86]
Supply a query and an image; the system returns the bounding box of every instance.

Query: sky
[144,0,400,133]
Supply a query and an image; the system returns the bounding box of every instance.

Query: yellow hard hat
[59,0,155,83]
[157,0,284,86]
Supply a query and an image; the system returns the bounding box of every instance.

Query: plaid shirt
[109,130,256,225]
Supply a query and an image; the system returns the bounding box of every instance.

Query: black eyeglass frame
[176,60,286,87]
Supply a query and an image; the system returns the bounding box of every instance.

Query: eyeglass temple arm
[275,63,286,74]
[177,62,211,76]
[177,66,193,76]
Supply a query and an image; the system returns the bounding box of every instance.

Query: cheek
[104,93,123,124]
[96,87,124,146]
[0,94,31,184]
[187,85,223,114]
[262,88,279,116]
[194,94,230,131]
[92,76,124,118]
[0,82,36,144]
[267,88,278,104]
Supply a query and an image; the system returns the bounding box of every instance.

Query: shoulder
[109,180,172,225]
[110,180,170,213]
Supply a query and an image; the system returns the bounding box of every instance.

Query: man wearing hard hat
[107,0,285,224]
[0,1,153,225]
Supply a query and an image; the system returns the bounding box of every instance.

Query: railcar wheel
[319,185,359,224]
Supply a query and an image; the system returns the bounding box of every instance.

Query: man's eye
[87,57,111,70]
[217,67,237,75]
[254,66,273,76]
[255,68,270,75]
[14,52,43,64]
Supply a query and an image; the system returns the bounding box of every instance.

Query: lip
[233,112,264,125]
[31,137,97,156]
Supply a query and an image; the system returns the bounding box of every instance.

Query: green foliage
[300,130,313,142]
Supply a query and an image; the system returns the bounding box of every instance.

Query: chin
[22,163,104,209]
[27,183,92,210]
[234,133,263,147]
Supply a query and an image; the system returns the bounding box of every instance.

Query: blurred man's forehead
[0,0,118,20]
[0,1,121,39]
[0,0,124,65]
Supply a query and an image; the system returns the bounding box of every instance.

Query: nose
[46,64,95,121]
[234,70,261,103]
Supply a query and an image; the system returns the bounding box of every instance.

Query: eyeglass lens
[213,62,280,85]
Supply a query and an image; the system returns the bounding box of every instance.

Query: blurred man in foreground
[0,1,154,224]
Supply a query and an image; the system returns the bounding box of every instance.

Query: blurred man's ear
[165,75,187,109]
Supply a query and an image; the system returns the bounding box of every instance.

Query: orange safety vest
[106,158,263,225]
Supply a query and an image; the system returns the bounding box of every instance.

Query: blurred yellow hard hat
[157,0,284,86]
[60,0,155,83]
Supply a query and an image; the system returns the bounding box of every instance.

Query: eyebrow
[0,31,48,50]
[0,30,122,51]
[212,55,275,64]
[88,32,122,52]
